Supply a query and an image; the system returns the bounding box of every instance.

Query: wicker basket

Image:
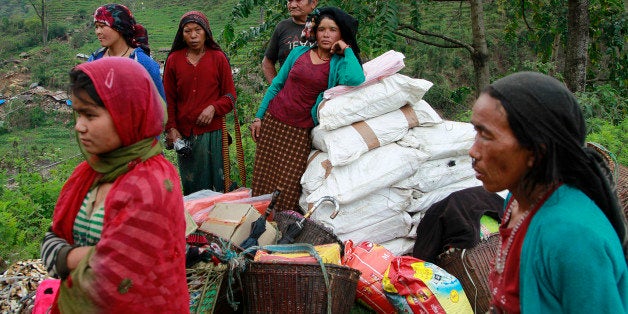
[187,262,228,314]
[242,262,361,314]
[188,232,249,313]
[274,211,343,248]
[436,233,499,314]
[618,165,628,220]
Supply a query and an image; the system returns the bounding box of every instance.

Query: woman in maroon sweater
[163,11,236,195]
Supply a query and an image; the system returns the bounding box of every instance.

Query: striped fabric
[73,189,104,246]
[41,228,70,277]
[252,113,312,212]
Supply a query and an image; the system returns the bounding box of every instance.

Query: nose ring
[471,157,477,166]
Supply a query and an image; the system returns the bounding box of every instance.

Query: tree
[225,0,492,96]
[28,0,47,45]
[564,0,589,92]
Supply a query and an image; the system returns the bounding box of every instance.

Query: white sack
[300,150,331,194]
[397,120,476,160]
[300,188,412,235]
[380,237,416,256]
[407,210,427,238]
[406,177,483,213]
[317,74,434,131]
[324,50,406,100]
[394,155,476,193]
[336,211,413,245]
[307,143,429,204]
[312,101,442,167]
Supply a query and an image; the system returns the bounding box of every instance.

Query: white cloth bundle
[306,143,429,204]
[300,150,331,194]
[312,101,442,166]
[301,187,412,235]
[406,177,483,213]
[397,120,476,160]
[335,211,413,244]
[394,155,476,193]
[380,237,416,256]
[324,50,406,100]
[317,74,433,131]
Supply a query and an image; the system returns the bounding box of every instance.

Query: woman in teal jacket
[250,6,365,212]
[469,71,627,313]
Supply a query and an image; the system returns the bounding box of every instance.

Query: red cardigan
[164,48,236,137]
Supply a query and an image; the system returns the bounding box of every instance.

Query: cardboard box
[198,203,278,247]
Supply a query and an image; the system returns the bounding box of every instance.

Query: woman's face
[182,22,206,50]
[72,89,122,155]
[469,93,534,193]
[94,22,123,48]
[316,17,342,50]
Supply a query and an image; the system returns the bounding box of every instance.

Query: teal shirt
[255,45,365,125]
[520,185,627,313]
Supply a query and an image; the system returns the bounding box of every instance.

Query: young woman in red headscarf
[88,3,165,101]
[40,57,189,313]
[163,11,236,195]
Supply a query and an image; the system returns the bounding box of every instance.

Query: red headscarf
[52,57,165,242]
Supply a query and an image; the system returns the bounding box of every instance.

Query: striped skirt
[252,113,312,212]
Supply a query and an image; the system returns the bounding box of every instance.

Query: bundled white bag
[312,101,441,166]
[300,150,332,194]
[380,237,416,256]
[397,120,476,160]
[300,187,412,235]
[317,74,433,131]
[406,177,483,213]
[324,50,406,100]
[306,143,429,204]
[394,155,476,193]
[336,212,413,244]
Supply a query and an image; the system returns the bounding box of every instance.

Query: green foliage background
[0,0,625,271]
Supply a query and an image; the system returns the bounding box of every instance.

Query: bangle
[252,118,261,123]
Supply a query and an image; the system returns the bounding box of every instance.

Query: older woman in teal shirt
[469,71,627,313]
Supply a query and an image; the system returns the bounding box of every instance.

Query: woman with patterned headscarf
[39,58,188,312]
[163,11,236,195]
[88,3,165,100]
[469,71,627,313]
[250,7,365,212]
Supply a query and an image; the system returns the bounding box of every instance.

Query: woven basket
[618,165,628,220]
[436,233,499,314]
[242,262,360,314]
[187,262,228,314]
[189,232,248,313]
[274,211,343,248]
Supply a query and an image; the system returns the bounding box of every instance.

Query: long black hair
[487,72,627,258]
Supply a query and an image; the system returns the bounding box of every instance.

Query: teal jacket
[255,45,365,125]
[519,185,627,313]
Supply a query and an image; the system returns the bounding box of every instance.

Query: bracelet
[252,118,261,123]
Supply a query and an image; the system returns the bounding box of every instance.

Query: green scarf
[79,137,163,188]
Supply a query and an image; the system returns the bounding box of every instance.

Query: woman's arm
[334,47,365,87]
[255,46,309,118]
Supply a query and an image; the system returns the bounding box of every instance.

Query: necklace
[106,46,131,57]
[493,184,558,274]
[494,199,530,274]
[315,48,330,62]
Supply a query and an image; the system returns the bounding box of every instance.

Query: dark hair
[69,68,104,107]
[485,73,626,256]
[311,7,362,64]
[169,13,221,53]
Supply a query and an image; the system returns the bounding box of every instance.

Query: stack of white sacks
[299,51,482,255]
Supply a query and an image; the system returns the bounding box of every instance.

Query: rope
[221,101,246,192]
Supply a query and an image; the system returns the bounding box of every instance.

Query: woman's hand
[330,40,350,56]
[165,128,182,149]
[250,118,262,142]
[66,246,93,271]
[197,105,216,126]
